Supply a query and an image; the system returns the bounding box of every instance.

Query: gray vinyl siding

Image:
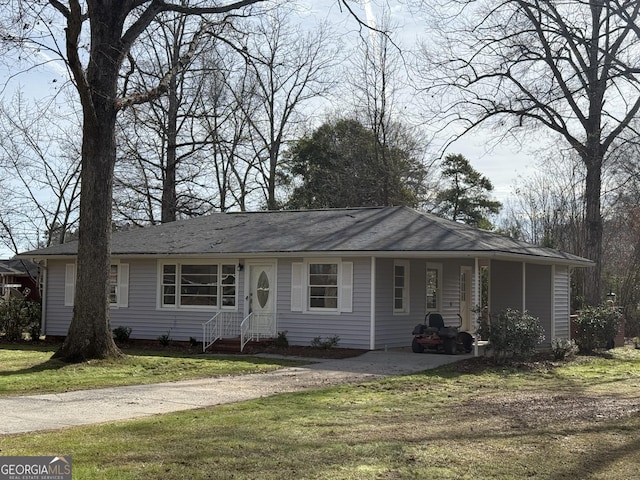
[43,254,573,351]
[373,258,475,349]
[276,257,372,349]
[45,260,72,336]
[490,260,523,314]
[110,259,230,342]
[374,258,425,349]
[553,266,571,339]
[525,263,552,347]
[45,258,246,342]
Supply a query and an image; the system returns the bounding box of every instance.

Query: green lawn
[0,343,304,396]
[0,347,639,479]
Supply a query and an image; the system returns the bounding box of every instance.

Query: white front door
[460,266,473,332]
[248,263,276,337]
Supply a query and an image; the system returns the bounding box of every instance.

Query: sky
[0,1,540,258]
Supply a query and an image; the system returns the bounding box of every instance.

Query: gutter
[21,249,594,268]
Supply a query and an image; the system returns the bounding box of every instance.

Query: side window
[220,264,237,307]
[394,261,410,314]
[426,265,440,311]
[109,265,118,305]
[65,262,128,308]
[162,264,177,306]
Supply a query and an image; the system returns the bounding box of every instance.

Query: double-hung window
[393,260,410,314]
[308,263,339,309]
[426,263,442,311]
[160,262,237,309]
[64,262,129,308]
[291,260,353,313]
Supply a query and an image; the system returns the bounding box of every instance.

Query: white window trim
[110,261,129,308]
[157,260,239,311]
[393,260,410,315]
[291,259,353,315]
[64,262,129,308]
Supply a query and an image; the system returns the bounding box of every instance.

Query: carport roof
[22,206,593,266]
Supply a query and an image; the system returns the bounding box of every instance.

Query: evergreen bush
[573,305,621,354]
[0,294,41,342]
[477,308,544,363]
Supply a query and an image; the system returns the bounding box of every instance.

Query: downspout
[370,257,376,350]
[522,262,527,312]
[40,259,47,337]
[551,265,556,341]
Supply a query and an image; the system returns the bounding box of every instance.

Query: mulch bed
[243,344,367,359]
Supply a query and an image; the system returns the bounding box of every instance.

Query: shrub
[0,294,41,342]
[573,305,622,354]
[113,326,132,344]
[477,308,544,363]
[158,331,172,346]
[274,331,289,348]
[310,335,340,349]
[551,338,578,360]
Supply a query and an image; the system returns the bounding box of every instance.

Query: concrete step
[205,337,271,354]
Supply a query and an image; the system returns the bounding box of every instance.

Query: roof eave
[21,249,593,267]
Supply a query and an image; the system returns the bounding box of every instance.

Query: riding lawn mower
[412,312,474,355]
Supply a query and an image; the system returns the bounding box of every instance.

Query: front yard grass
[0,343,305,396]
[0,347,639,479]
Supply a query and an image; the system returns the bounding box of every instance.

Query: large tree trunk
[52,5,125,362]
[162,72,179,223]
[583,153,603,306]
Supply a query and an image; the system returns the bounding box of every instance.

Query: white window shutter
[341,262,353,313]
[118,264,129,307]
[64,263,75,307]
[291,262,303,312]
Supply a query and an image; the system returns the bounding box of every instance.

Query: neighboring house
[22,206,592,350]
[0,259,41,302]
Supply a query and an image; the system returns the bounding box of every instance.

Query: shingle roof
[0,259,40,276]
[21,206,593,266]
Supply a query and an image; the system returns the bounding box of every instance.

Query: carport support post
[473,258,480,357]
[369,256,376,350]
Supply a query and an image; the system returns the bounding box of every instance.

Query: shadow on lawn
[0,342,67,376]
[0,357,68,376]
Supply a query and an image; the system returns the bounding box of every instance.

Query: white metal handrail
[240,312,275,352]
[202,311,242,352]
[240,313,252,352]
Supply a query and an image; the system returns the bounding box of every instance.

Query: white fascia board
[24,249,594,267]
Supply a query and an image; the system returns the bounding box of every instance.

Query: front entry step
[204,337,272,354]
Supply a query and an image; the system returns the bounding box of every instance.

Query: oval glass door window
[257,271,270,308]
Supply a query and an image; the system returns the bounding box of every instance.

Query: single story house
[22,206,592,351]
[0,258,41,302]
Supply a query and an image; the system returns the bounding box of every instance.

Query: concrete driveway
[0,349,471,435]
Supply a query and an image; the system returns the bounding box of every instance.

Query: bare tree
[237,8,338,209]
[344,8,436,210]
[194,34,262,212]
[347,10,400,205]
[603,138,640,336]
[114,12,220,225]
[501,151,585,250]
[0,91,81,254]
[419,0,640,304]
[2,0,268,361]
